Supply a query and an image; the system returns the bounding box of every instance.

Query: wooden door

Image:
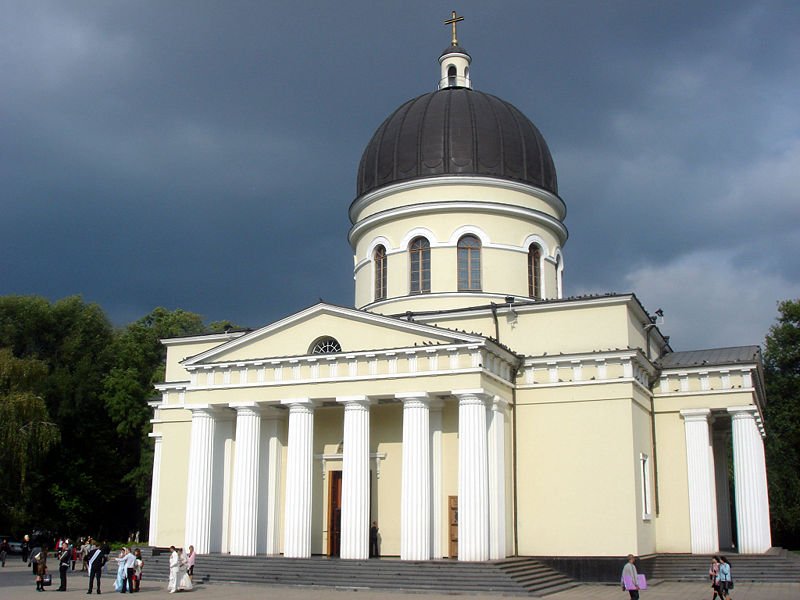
[448,495,458,558]
[328,470,343,556]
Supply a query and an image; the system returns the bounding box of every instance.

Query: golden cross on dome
[444,10,464,46]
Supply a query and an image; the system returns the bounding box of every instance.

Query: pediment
[183,303,484,366]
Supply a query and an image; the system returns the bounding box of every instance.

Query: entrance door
[328,470,343,556]
[448,495,458,558]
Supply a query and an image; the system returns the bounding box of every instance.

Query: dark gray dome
[356,88,558,198]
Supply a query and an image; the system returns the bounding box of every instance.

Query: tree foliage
[0,295,237,540]
[763,298,800,548]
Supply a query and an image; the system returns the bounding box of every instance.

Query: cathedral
[148,18,771,562]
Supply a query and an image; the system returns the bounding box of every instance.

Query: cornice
[348,201,568,247]
[349,175,567,224]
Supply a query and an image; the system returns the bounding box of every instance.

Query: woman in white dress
[177,549,193,591]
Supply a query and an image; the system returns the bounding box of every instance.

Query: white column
[282,398,315,558]
[713,430,733,549]
[488,397,507,559]
[430,400,443,559]
[728,406,772,553]
[455,389,490,562]
[229,403,262,556]
[185,406,217,553]
[263,416,282,555]
[398,392,431,560]
[147,433,163,546]
[337,395,372,560]
[680,409,719,554]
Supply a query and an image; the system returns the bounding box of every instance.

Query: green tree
[763,298,800,548]
[0,349,60,529]
[0,295,116,535]
[102,308,238,534]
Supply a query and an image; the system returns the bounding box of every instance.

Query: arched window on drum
[374,245,387,301]
[528,244,543,299]
[409,237,431,295]
[457,235,481,291]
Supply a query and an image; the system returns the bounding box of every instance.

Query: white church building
[148,22,771,562]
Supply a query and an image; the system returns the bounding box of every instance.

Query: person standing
[621,554,641,600]
[167,546,179,593]
[57,542,70,591]
[34,546,48,592]
[86,546,106,594]
[185,546,195,580]
[369,522,379,558]
[22,534,31,564]
[709,556,721,600]
[716,556,732,600]
[123,547,136,593]
[132,549,143,592]
[0,538,9,567]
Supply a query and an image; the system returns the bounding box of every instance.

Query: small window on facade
[457,235,481,291]
[409,237,431,295]
[448,65,457,87]
[528,244,542,299]
[310,336,342,355]
[640,453,652,520]
[374,245,387,301]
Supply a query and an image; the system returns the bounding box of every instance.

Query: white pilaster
[430,400,443,559]
[263,416,282,555]
[728,406,772,553]
[337,395,372,560]
[185,406,217,553]
[147,433,163,546]
[229,403,262,556]
[398,392,431,560]
[680,408,719,554]
[282,398,315,558]
[455,389,490,562]
[488,397,508,559]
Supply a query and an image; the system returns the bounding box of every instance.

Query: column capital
[452,388,490,407]
[229,402,264,417]
[490,395,509,412]
[727,405,758,419]
[680,408,712,422]
[281,397,317,411]
[336,395,375,408]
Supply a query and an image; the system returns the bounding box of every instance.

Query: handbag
[42,574,52,586]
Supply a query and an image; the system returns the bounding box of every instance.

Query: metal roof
[657,346,761,369]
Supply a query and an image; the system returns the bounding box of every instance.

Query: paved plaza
[1,559,797,600]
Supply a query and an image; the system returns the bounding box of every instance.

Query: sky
[2,0,799,351]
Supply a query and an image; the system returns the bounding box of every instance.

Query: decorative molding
[349,175,567,224]
[348,201,568,247]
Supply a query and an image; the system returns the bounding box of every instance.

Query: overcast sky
[2,1,799,351]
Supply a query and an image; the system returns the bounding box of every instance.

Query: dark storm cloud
[2,1,798,349]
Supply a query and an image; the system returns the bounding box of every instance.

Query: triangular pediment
[183,303,484,366]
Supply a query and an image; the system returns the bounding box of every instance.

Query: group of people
[166,545,195,594]
[709,555,734,600]
[621,553,734,600]
[113,547,145,593]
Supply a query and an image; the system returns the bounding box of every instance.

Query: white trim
[349,175,567,223]
[521,234,551,257]
[182,302,484,366]
[161,332,246,345]
[400,227,436,250]
[364,236,392,261]
[349,201,568,247]
[554,248,565,299]
[448,225,490,246]
[640,453,653,521]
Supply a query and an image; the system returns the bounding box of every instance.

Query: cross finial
[444,10,464,46]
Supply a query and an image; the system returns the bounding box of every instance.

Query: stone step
[142,552,577,596]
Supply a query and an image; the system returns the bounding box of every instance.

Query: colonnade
[680,406,771,554]
[175,390,509,560]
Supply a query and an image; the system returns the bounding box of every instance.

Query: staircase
[649,549,800,583]
[143,552,578,596]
